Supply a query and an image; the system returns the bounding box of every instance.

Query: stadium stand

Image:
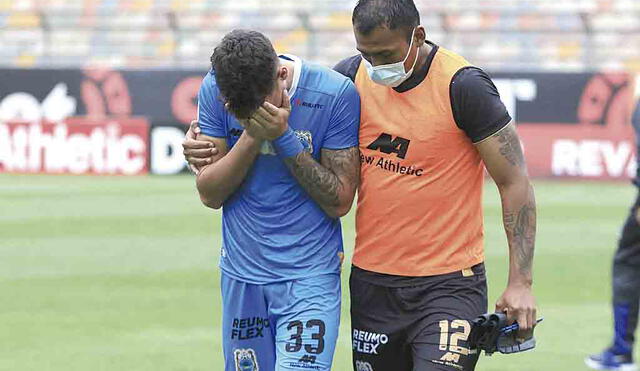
[0,0,639,71]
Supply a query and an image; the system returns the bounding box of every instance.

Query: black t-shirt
[333,42,512,144]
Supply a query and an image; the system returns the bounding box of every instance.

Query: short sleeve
[450,67,512,143]
[197,72,227,138]
[322,80,360,150]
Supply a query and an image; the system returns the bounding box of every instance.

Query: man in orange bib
[183,1,538,370]
[333,1,537,370]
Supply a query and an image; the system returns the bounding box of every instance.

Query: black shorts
[616,190,640,266]
[350,264,488,371]
[613,189,640,305]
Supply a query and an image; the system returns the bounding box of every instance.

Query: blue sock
[612,303,633,355]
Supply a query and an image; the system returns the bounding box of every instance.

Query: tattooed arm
[475,121,537,334]
[245,79,361,219]
[283,147,360,218]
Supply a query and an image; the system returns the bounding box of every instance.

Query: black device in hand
[468,312,542,356]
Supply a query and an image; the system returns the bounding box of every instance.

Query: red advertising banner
[0,68,637,178]
[519,123,635,180]
[0,117,149,175]
[496,72,638,181]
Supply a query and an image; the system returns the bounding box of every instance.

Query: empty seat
[0,0,636,71]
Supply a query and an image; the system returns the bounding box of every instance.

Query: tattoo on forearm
[285,154,340,206]
[494,125,525,167]
[283,147,359,210]
[504,197,536,275]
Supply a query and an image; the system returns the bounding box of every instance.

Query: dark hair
[352,0,420,42]
[210,29,279,119]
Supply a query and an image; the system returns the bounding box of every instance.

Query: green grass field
[1,174,637,370]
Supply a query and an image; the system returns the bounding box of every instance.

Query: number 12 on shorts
[438,320,471,355]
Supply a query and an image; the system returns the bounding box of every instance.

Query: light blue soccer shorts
[221,273,341,371]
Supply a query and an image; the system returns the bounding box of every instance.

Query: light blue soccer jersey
[198,55,360,284]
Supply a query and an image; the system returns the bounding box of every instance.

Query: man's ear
[277,65,288,82]
[415,25,426,46]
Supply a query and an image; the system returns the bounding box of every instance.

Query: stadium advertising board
[0,68,636,178]
[494,72,636,180]
[149,124,190,175]
[0,118,149,175]
[0,68,192,175]
[0,68,200,125]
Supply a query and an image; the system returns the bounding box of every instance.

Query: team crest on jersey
[234,348,259,371]
[293,130,314,154]
[355,360,373,371]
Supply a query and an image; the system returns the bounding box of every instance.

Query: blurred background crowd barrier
[2,0,640,71]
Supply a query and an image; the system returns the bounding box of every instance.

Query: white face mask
[363,28,420,88]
